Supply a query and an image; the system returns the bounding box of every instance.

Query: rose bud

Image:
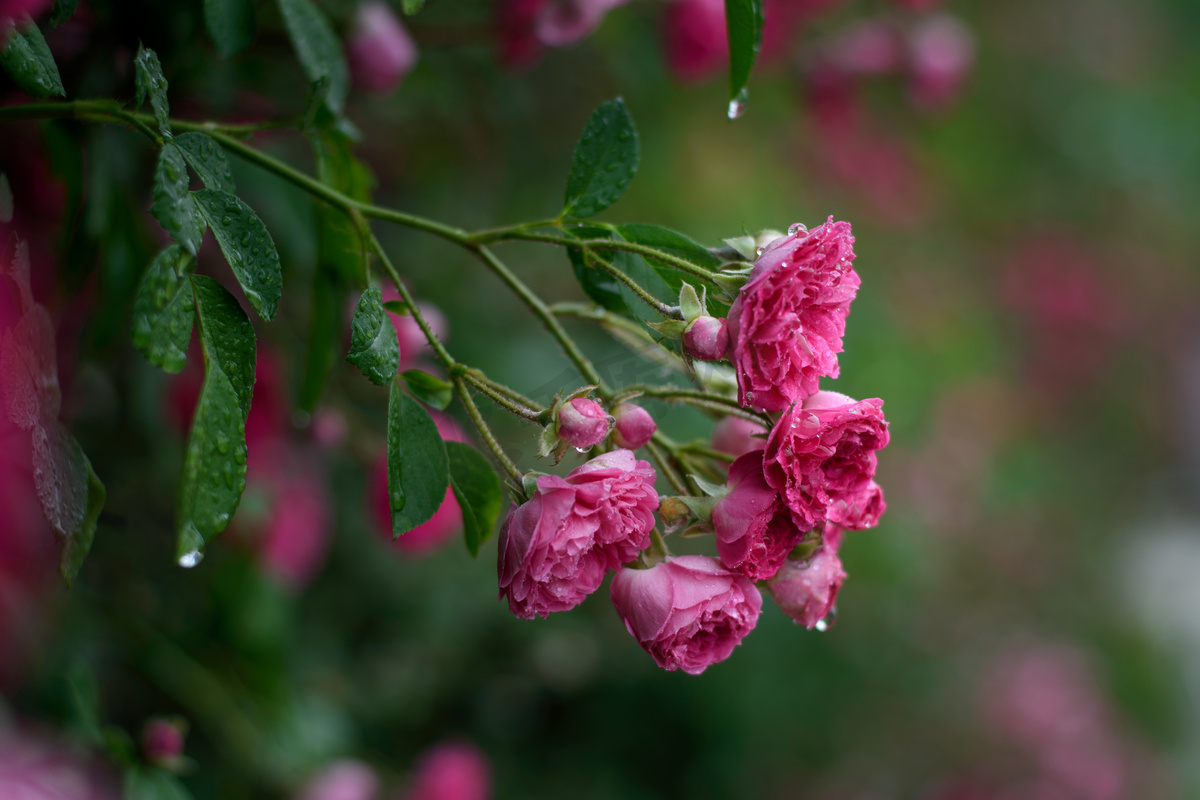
[682,315,729,362]
[498,450,658,619]
[346,1,419,94]
[610,403,657,449]
[141,718,186,766]
[712,450,806,580]
[402,741,492,800]
[907,15,974,111]
[556,397,611,449]
[610,555,761,674]
[726,217,860,411]
[711,416,767,460]
[298,760,379,800]
[763,390,889,531]
[767,525,847,629]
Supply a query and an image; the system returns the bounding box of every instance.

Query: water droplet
[788,223,807,236]
[178,549,203,568]
[222,215,232,225]
[755,247,764,257]
[814,606,837,632]
[727,89,749,120]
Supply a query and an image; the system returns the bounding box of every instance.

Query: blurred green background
[2,0,1199,797]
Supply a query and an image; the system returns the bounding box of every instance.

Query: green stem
[674,441,736,463]
[626,385,771,427]
[551,302,687,375]
[464,372,543,421]
[474,230,717,283]
[465,368,543,411]
[646,438,688,495]
[584,249,674,317]
[454,375,524,484]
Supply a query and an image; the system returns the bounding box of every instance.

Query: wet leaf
[204,0,257,58]
[131,245,195,374]
[0,21,65,98]
[724,0,763,118]
[192,189,282,320]
[386,383,449,537]
[151,144,204,256]
[278,0,349,115]
[347,287,400,385]
[61,449,105,587]
[446,442,503,557]
[402,369,453,410]
[562,98,639,219]
[134,44,171,137]
[175,132,236,193]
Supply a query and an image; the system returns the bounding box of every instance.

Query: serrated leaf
[134,44,171,138]
[724,0,763,118]
[1,21,65,98]
[387,383,450,537]
[401,0,425,14]
[50,0,82,27]
[151,144,204,256]
[402,369,452,410]
[61,448,104,587]
[191,188,282,320]
[33,422,88,538]
[278,0,349,115]
[175,276,256,567]
[446,441,503,557]
[205,0,257,58]
[175,132,236,193]
[131,245,195,373]
[347,287,400,385]
[562,98,638,219]
[565,225,629,314]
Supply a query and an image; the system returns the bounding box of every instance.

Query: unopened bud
[611,403,657,449]
[556,398,611,448]
[141,718,186,766]
[683,316,729,361]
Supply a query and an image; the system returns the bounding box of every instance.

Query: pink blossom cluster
[497,218,888,675]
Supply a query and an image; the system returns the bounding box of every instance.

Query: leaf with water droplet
[134,44,172,138]
[446,442,503,558]
[131,245,195,373]
[0,20,65,98]
[724,0,762,119]
[192,188,282,320]
[386,382,449,538]
[205,0,257,58]
[277,0,349,116]
[175,276,256,566]
[562,98,639,219]
[151,144,204,256]
[346,286,400,386]
[175,132,236,193]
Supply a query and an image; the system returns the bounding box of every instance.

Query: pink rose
[610,403,656,450]
[661,0,726,83]
[297,760,378,800]
[726,218,860,411]
[140,719,185,766]
[766,524,847,629]
[711,416,767,460]
[556,397,611,449]
[610,555,761,674]
[371,412,467,556]
[498,450,658,619]
[496,0,626,68]
[763,390,889,531]
[712,450,805,580]
[346,2,418,94]
[682,315,729,362]
[402,741,492,800]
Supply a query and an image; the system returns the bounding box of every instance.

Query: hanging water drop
[814,606,837,632]
[727,89,748,120]
[178,549,203,568]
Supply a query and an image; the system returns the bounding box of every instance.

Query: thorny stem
[463,372,543,421]
[464,368,543,411]
[625,385,772,427]
[454,376,525,485]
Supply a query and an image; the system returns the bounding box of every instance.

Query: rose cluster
[497,218,889,675]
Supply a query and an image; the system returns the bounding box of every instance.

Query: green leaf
[61,449,105,587]
[131,245,195,373]
[205,0,257,58]
[125,768,194,800]
[347,287,400,385]
[616,250,671,328]
[297,264,344,412]
[175,276,256,567]
[1,21,65,98]
[387,383,450,537]
[175,132,236,193]
[446,442,503,557]
[401,369,453,410]
[562,98,639,219]
[50,0,82,27]
[134,44,171,137]
[611,223,728,313]
[401,0,425,15]
[382,299,408,315]
[724,0,763,118]
[565,225,629,314]
[278,0,349,115]
[151,144,205,256]
[191,188,283,321]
